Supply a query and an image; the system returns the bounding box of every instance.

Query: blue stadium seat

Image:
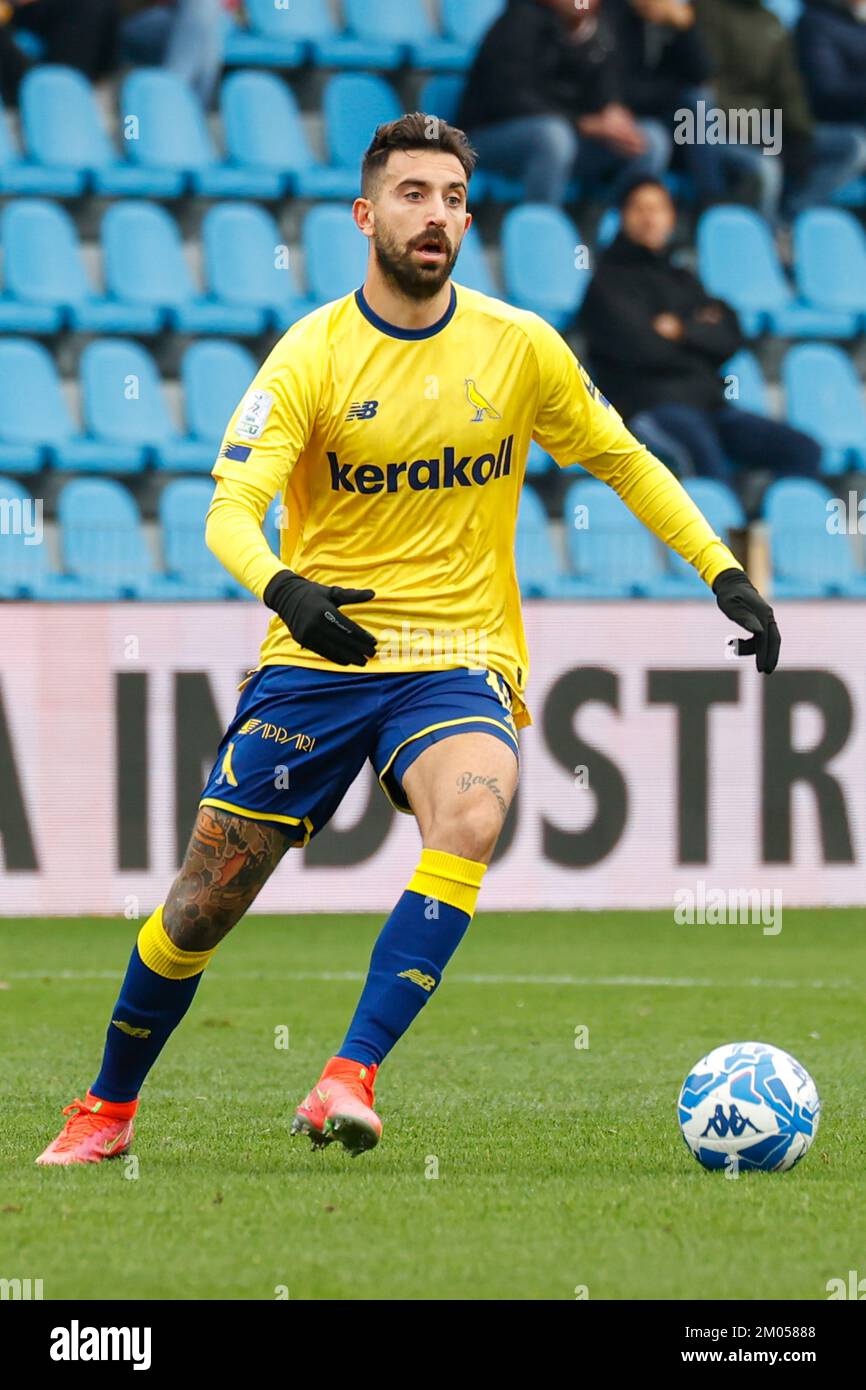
[302,204,368,308]
[230,0,397,70]
[0,199,159,334]
[80,339,180,473]
[0,475,120,599]
[502,205,588,329]
[102,201,263,337]
[323,73,400,181]
[121,69,281,198]
[697,206,856,338]
[762,0,802,25]
[203,203,307,330]
[0,338,134,474]
[172,340,257,474]
[515,484,584,598]
[793,209,866,326]
[763,477,866,597]
[665,479,745,593]
[222,0,307,67]
[453,226,497,296]
[57,477,209,600]
[833,176,866,209]
[343,0,468,71]
[563,479,688,596]
[160,479,244,598]
[221,71,357,199]
[782,344,866,474]
[0,90,82,195]
[526,441,554,476]
[595,208,620,249]
[721,349,769,415]
[418,74,464,124]
[20,65,182,198]
[441,0,505,50]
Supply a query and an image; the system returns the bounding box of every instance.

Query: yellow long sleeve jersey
[206,283,741,729]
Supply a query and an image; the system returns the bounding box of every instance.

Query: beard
[372,224,459,300]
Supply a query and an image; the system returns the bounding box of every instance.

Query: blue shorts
[198,664,520,846]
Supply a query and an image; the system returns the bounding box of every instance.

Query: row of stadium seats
[7,65,863,217]
[2,473,862,602]
[1,336,862,479]
[0,475,257,600]
[0,67,496,202]
[222,0,503,72]
[3,193,866,345]
[517,477,866,600]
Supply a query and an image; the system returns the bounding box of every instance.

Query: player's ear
[352,197,375,238]
[463,209,472,235]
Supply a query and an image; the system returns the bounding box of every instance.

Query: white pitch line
[0,969,856,989]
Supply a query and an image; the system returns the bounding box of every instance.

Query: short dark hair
[361,112,477,197]
[618,176,672,211]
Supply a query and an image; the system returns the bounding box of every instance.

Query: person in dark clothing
[605,0,723,204]
[0,0,117,104]
[456,0,670,206]
[696,0,866,223]
[580,179,821,483]
[796,0,866,126]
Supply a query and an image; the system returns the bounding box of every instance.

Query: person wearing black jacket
[605,0,725,205]
[797,0,866,127]
[457,0,670,205]
[580,179,821,483]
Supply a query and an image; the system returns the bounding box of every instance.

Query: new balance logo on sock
[397,969,437,992]
[111,1020,151,1039]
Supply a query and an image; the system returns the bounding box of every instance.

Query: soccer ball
[677,1041,820,1173]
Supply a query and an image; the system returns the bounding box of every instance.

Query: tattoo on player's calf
[165,808,287,947]
[456,770,508,819]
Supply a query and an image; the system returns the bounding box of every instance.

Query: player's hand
[712,568,780,673]
[263,570,377,666]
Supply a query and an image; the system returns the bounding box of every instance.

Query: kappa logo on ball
[235,388,274,441]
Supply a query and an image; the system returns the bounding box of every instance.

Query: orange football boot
[35,1092,136,1166]
[291,1056,381,1156]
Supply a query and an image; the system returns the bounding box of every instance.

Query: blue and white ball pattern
[678,1041,820,1172]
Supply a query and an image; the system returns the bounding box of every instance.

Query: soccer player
[37,114,780,1165]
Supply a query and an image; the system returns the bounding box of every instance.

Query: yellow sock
[406,848,487,919]
[136,904,218,980]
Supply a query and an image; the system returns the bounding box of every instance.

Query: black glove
[712,568,780,674]
[263,570,377,666]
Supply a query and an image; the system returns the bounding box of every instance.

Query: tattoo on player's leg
[164,807,288,951]
[455,770,508,819]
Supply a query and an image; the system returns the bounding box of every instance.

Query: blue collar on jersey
[354,284,457,340]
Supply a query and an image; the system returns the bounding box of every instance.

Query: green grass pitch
[1,909,863,1301]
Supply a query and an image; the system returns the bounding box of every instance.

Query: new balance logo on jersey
[345,400,379,420]
[328,434,514,493]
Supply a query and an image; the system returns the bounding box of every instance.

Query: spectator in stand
[580,179,821,484]
[797,0,866,134]
[0,0,117,104]
[695,0,866,224]
[606,0,724,206]
[117,0,227,108]
[457,0,671,207]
